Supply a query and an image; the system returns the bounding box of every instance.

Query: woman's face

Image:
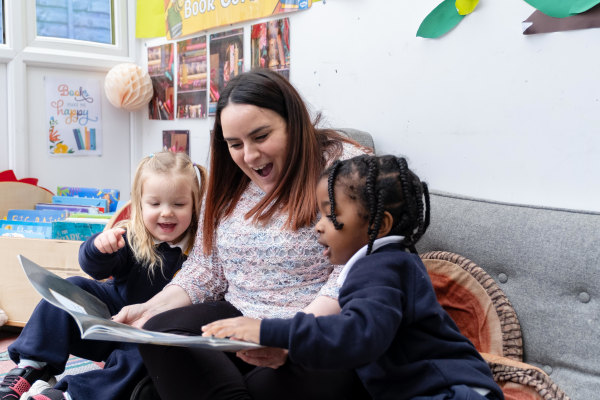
[221,103,288,194]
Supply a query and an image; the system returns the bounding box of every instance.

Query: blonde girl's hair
[125,151,206,275]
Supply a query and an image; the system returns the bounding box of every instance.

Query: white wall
[138,0,600,212]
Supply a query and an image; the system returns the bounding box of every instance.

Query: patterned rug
[0,329,103,382]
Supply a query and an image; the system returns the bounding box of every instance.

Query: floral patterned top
[169,142,369,319]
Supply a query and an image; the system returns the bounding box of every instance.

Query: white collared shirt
[336,235,405,286]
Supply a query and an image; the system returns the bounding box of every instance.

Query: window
[36,0,113,44]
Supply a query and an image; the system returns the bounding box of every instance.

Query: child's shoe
[27,388,65,400]
[0,366,50,399]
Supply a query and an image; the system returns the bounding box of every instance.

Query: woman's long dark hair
[202,69,350,254]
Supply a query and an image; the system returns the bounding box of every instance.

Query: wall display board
[209,28,244,116]
[251,18,290,78]
[164,0,314,40]
[44,76,102,156]
[177,36,208,119]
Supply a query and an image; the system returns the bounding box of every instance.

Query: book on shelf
[51,220,106,241]
[56,187,120,212]
[6,209,67,222]
[52,196,108,214]
[18,255,261,352]
[0,220,53,239]
[35,203,101,215]
[0,229,46,239]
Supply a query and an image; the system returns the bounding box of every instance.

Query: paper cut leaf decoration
[105,63,154,112]
[523,4,600,34]
[417,0,466,38]
[521,0,600,18]
[456,0,479,15]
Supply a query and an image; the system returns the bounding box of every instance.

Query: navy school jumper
[260,242,504,400]
[8,232,185,400]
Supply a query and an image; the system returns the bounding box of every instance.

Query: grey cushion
[335,128,375,152]
[418,191,600,400]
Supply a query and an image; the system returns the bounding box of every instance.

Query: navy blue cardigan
[78,232,185,307]
[260,243,503,399]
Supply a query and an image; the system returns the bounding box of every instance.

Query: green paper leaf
[569,0,600,14]
[417,0,465,38]
[520,0,599,18]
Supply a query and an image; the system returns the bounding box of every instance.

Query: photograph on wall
[162,130,190,155]
[44,76,102,156]
[177,36,207,119]
[251,18,290,78]
[209,28,244,116]
[148,43,175,120]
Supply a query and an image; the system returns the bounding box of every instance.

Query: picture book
[0,229,46,239]
[7,209,67,222]
[0,220,53,238]
[19,255,261,352]
[51,220,106,241]
[35,203,101,215]
[56,187,120,212]
[52,196,108,213]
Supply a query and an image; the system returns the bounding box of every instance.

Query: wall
[138,0,600,212]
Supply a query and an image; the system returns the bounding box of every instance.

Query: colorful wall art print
[45,76,102,156]
[209,28,244,116]
[251,18,290,78]
[177,36,207,119]
[163,130,190,155]
[148,43,175,120]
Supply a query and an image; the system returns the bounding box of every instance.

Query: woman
[114,69,371,400]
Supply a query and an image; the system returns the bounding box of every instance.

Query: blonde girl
[0,151,205,400]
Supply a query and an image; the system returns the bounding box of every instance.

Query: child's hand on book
[202,317,261,344]
[94,227,126,253]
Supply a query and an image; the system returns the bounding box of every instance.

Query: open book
[18,255,262,352]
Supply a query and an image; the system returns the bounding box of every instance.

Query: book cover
[35,203,101,215]
[52,196,108,213]
[18,255,261,352]
[7,209,67,222]
[56,187,120,212]
[0,220,53,238]
[52,220,106,241]
[0,229,46,239]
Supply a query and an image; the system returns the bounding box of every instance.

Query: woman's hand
[236,347,288,369]
[112,285,192,328]
[202,316,261,343]
[94,228,126,254]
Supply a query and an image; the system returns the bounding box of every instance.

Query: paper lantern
[105,63,153,111]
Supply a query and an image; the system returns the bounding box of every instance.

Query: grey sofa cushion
[418,191,600,400]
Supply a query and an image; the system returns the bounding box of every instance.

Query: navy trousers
[8,276,146,400]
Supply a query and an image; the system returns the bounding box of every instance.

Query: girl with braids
[204,154,504,400]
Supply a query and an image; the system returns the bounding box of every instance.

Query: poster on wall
[177,36,207,119]
[209,28,244,116]
[251,18,290,78]
[162,130,190,155]
[45,76,102,156]
[148,43,175,120]
[165,0,315,40]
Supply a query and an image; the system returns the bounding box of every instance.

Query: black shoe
[0,366,50,400]
[28,388,65,400]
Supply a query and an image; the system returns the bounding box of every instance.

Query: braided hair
[324,154,430,255]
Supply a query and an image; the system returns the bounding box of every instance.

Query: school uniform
[260,236,504,400]
[8,232,186,400]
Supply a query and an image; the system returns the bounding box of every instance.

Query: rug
[0,329,103,382]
